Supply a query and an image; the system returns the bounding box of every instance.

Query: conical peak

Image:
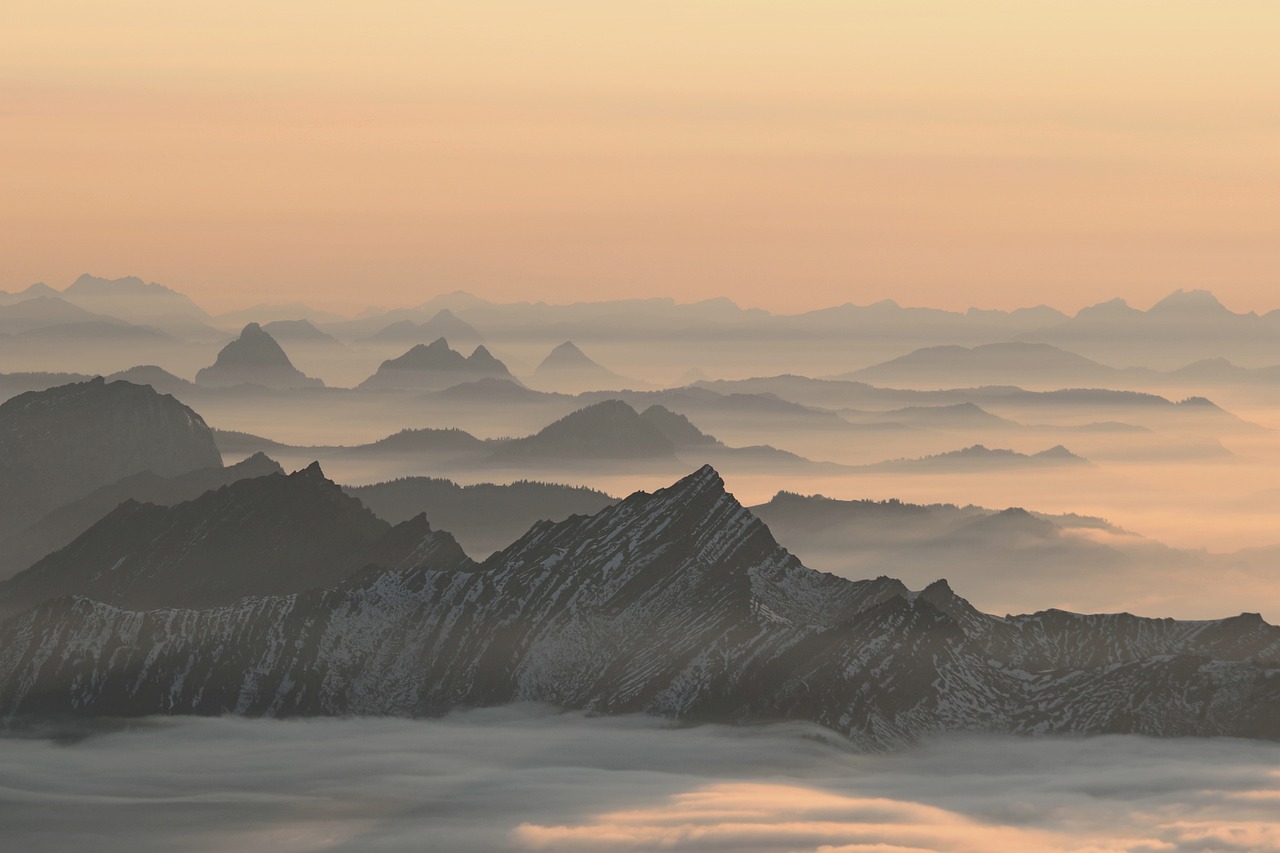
[291,460,328,480]
[427,337,451,350]
[241,322,264,335]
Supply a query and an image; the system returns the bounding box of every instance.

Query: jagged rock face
[0,453,284,581]
[358,338,514,390]
[1,466,1278,746]
[0,462,467,615]
[0,379,222,536]
[195,323,323,389]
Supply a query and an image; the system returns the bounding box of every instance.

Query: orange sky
[4,1,1278,315]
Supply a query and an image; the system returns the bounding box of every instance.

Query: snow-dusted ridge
[1,465,1278,747]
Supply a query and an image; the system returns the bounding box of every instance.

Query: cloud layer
[3,708,1280,852]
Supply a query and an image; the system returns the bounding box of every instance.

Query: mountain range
[1,465,1276,748]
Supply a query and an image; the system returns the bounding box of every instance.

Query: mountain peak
[196,324,322,389]
[1149,288,1227,315]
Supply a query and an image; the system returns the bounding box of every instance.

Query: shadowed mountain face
[195,323,324,389]
[0,378,222,537]
[358,338,515,390]
[345,477,617,557]
[1,466,1277,745]
[0,453,284,581]
[0,462,468,616]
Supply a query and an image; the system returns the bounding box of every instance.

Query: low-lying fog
[4,709,1279,852]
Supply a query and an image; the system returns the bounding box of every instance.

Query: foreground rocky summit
[1,466,1277,746]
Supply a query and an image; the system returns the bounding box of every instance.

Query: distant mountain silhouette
[358,338,516,390]
[59,274,221,340]
[435,377,561,403]
[0,462,468,615]
[863,444,1088,472]
[211,426,488,461]
[845,342,1119,388]
[841,401,1018,430]
[0,371,96,402]
[106,365,198,396]
[195,323,324,388]
[346,477,616,556]
[0,282,60,306]
[1020,288,1280,367]
[357,310,484,347]
[0,296,132,335]
[531,341,638,392]
[491,399,677,461]
[0,453,283,580]
[0,378,222,537]
[262,318,342,347]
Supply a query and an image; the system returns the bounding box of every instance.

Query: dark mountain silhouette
[356,310,483,348]
[0,453,284,580]
[0,378,222,537]
[2,466,1277,746]
[0,462,468,616]
[358,338,516,391]
[531,341,638,391]
[195,323,324,389]
[346,477,616,557]
[638,404,719,447]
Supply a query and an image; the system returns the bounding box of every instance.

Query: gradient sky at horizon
[5,1,1278,315]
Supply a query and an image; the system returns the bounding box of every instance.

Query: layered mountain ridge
[1,465,1277,747]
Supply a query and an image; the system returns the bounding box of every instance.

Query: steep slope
[345,477,617,556]
[1,467,1278,744]
[0,453,284,580]
[0,378,222,536]
[195,323,324,389]
[0,462,467,616]
[358,338,516,390]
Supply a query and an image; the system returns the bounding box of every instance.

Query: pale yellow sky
[3,1,1278,314]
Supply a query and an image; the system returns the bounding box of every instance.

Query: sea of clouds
[3,706,1279,852]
